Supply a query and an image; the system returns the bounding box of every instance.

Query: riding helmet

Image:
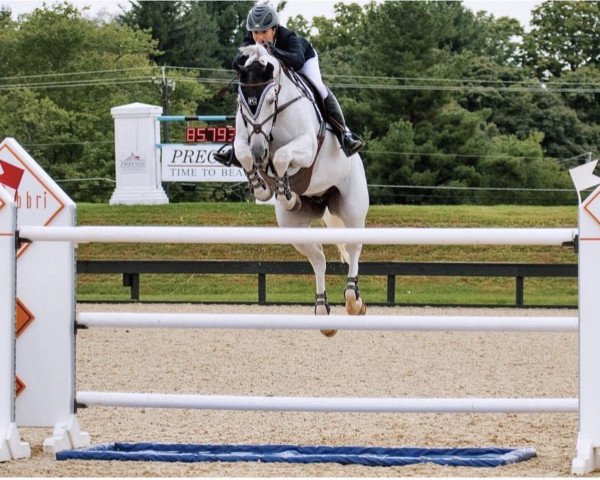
[246,4,279,31]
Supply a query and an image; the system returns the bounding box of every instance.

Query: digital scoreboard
[185,126,235,143]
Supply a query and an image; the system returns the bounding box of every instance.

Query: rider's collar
[239,80,277,119]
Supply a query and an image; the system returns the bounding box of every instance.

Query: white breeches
[298,53,328,100]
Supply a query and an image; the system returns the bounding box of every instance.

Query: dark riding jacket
[233,26,316,71]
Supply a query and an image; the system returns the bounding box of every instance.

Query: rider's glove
[270,47,303,70]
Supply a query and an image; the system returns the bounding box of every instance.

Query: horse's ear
[233,55,248,75]
[265,62,275,78]
[234,63,249,80]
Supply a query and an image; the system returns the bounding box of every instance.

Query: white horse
[233,44,369,336]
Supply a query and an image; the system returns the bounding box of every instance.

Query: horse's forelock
[245,61,273,84]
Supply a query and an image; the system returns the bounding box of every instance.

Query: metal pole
[76,391,579,413]
[77,312,578,332]
[19,226,578,246]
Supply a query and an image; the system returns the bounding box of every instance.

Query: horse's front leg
[272,135,315,211]
[234,125,272,202]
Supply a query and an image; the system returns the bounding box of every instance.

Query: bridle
[238,65,307,146]
[237,55,326,194]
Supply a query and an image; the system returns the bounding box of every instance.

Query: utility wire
[369,184,574,192]
[165,65,600,87]
[0,67,158,81]
[1,66,599,93]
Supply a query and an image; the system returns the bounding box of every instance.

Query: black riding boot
[323,88,365,156]
[213,144,242,169]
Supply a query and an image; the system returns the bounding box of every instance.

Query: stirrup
[213,144,242,168]
[341,132,365,157]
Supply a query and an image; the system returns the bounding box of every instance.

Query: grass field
[76,202,578,306]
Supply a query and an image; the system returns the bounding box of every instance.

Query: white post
[572,163,600,474]
[0,185,30,461]
[109,103,169,205]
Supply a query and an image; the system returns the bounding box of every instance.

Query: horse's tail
[322,208,350,264]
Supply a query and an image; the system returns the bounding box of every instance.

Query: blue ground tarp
[56,443,536,467]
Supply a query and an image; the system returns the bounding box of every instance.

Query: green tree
[365,120,419,203]
[348,1,486,136]
[477,132,572,204]
[558,66,600,124]
[119,0,251,69]
[471,13,524,66]
[522,1,600,78]
[118,1,184,65]
[0,5,11,26]
[0,2,210,201]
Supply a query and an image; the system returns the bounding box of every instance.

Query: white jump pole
[0,187,30,461]
[19,226,577,246]
[76,391,578,414]
[78,312,578,332]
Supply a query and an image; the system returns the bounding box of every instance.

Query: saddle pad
[56,442,536,467]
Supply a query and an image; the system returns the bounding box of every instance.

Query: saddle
[296,72,327,120]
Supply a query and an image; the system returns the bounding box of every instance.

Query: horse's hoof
[345,289,367,316]
[320,329,337,337]
[254,186,273,202]
[276,192,301,211]
[290,196,302,211]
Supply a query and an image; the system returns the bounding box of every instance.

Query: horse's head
[235,44,281,168]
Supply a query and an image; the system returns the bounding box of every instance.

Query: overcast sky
[281,0,541,28]
[4,0,542,29]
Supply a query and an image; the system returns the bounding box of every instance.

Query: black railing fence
[77,260,577,308]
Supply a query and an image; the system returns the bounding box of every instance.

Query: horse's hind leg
[328,156,369,316]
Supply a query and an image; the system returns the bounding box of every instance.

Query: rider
[214,3,365,166]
